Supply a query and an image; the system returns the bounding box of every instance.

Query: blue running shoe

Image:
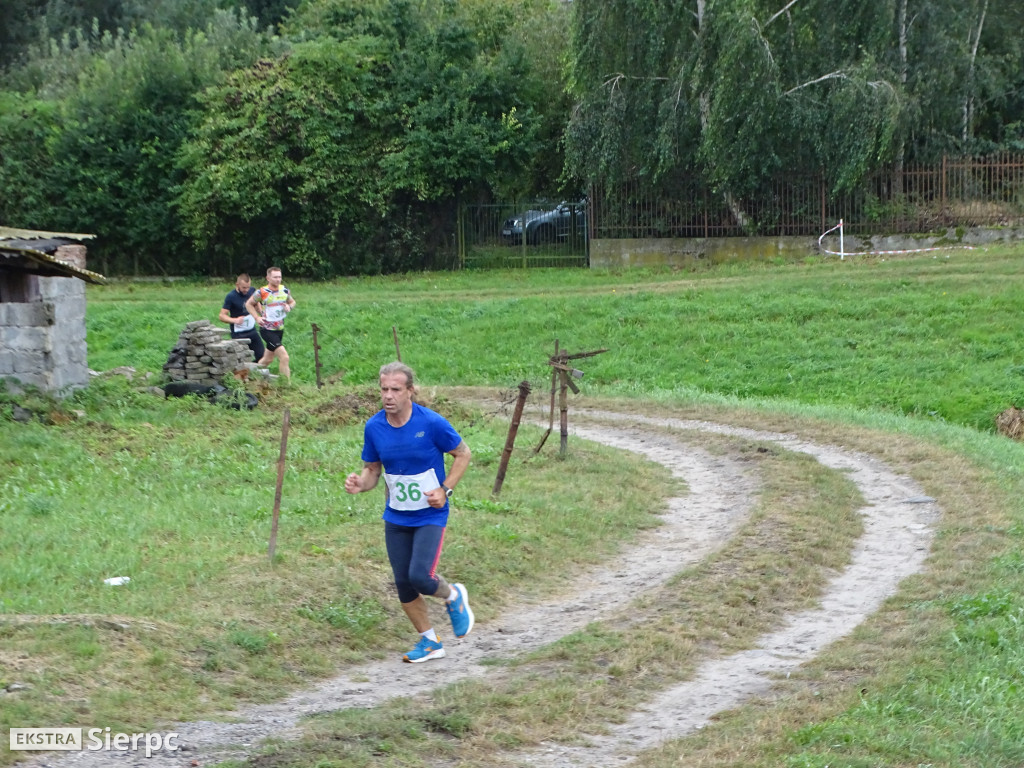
[403,636,445,663]
[446,583,475,638]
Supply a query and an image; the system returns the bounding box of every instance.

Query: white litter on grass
[103,576,131,586]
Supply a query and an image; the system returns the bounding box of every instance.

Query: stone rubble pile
[162,319,257,386]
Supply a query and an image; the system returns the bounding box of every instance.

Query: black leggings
[384,521,446,604]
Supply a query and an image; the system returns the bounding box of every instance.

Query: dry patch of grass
[995,406,1024,440]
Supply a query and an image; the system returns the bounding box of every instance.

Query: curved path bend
[26,413,937,768]
[522,412,937,767]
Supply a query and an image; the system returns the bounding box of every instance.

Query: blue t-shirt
[361,403,463,526]
[222,287,257,336]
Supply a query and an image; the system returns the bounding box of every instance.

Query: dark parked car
[501,200,587,245]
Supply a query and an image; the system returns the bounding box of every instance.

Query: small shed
[0,226,106,394]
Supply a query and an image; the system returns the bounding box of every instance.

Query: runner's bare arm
[443,441,471,491]
[345,461,382,494]
[423,441,471,507]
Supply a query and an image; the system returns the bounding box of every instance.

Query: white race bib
[236,315,255,332]
[265,304,286,322]
[384,469,441,511]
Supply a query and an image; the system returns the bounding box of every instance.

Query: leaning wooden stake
[268,408,291,562]
[392,326,402,361]
[493,380,531,497]
[311,323,323,389]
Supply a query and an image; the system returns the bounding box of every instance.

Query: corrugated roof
[0,226,96,241]
[0,226,106,285]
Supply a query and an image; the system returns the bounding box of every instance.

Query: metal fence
[457,154,1024,268]
[590,153,1024,239]
[458,200,589,269]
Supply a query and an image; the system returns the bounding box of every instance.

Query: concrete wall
[0,244,90,395]
[589,227,1024,269]
[589,236,814,269]
[0,275,88,394]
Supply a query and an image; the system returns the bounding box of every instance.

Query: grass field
[2,244,1024,767]
[86,247,1024,431]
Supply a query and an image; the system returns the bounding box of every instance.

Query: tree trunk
[894,0,908,200]
[695,0,751,229]
[962,0,988,145]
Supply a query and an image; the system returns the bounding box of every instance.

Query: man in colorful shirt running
[344,362,474,663]
[245,266,296,379]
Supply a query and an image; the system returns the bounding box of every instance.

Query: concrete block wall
[0,274,88,394]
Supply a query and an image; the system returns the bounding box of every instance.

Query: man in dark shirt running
[219,273,265,362]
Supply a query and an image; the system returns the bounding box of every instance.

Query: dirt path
[24,413,937,768]
[522,412,937,767]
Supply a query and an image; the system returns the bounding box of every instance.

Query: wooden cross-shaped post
[533,342,608,456]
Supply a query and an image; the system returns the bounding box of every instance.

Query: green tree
[0,12,276,274]
[379,1,540,201]
[227,0,302,31]
[0,92,61,226]
[179,0,546,275]
[0,0,45,70]
[177,37,392,276]
[565,0,1023,222]
[568,0,906,192]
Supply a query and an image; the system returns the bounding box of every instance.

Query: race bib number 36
[384,469,441,511]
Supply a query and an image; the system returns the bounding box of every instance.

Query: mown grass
[0,379,673,757]
[273,432,867,768]
[87,245,1024,431]
[3,243,1024,767]
[632,401,1024,768]
[224,396,1024,768]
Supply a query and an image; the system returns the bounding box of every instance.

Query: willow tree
[569,0,1023,205]
[565,0,908,226]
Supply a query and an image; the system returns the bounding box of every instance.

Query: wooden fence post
[532,340,558,455]
[559,362,569,456]
[311,324,323,389]
[268,408,290,562]
[941,153,948,223]
[492,380,531,497]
